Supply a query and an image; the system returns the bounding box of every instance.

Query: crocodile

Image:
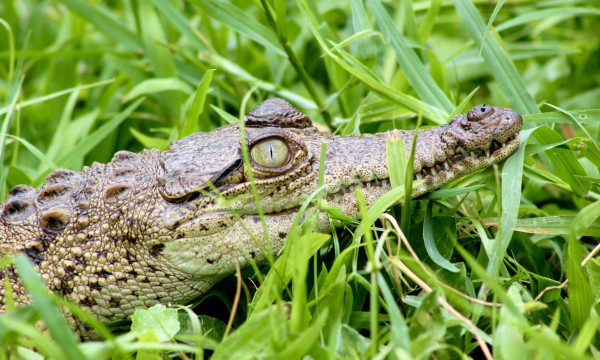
[0,99,522,326]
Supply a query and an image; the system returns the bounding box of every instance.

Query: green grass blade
[182,69,215,136]
[54,98,145,170]
[417,0,441,44]
[296,0,446,123]
[447,86,479,121]
[566,237,594,330]
[377,273,410,351]
[423,201,460,272]
[482,215,600,237]
[524,110,599,125]
[488,127,534,275]
[188,0,285,56]
[148,0,207,51]
[572,200,600,239]
[14,255,84,360]
[530,126,589,196]
[58,0,140,50]
[124,78,193,102]
[0,79,115,117]
[0,78,21,165]
[496,7,600,33]
[452,0,539,115]
[386,131,407,189]
[368,0,454,113]
[210,105,239,125]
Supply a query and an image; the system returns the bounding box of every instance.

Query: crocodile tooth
[470,151,477,158]
[415,173,423,180]
[485,150,491,158]
[356,181,364,188]
[430,167,437,176]
[333,193,340,199]
[457,146,468,157]
[443,162,450,170]
[349,185,355,191]
[435,164,443,172]
[366,181,371,188]
[381,179,388,186]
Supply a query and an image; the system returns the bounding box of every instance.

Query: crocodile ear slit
[245,98,313,128]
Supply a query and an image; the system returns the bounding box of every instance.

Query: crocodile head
[156,99,521,282]
[0,98,521,323]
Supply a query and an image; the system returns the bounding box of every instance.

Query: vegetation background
[0,0,599,358]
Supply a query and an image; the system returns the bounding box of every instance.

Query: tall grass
[0,0,599,358]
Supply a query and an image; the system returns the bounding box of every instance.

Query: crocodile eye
[250,138,290,168]
[467,104,494,121]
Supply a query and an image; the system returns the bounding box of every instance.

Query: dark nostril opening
[468,104,494,121]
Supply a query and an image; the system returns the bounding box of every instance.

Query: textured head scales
[245,98,313,128]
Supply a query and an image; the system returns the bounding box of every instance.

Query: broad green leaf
[212,306,286,359]
[279,310,328,359]
[131,304,181,343]
[336,323,372,357]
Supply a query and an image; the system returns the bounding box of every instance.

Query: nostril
[467,104,494,121]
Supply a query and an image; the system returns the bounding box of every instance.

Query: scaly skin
[0,99,522,325]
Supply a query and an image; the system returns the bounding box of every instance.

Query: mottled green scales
[0,99,522,327]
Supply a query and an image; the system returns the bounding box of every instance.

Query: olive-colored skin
[0,98,521,326]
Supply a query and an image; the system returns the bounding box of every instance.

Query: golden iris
[250,138,290,168]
